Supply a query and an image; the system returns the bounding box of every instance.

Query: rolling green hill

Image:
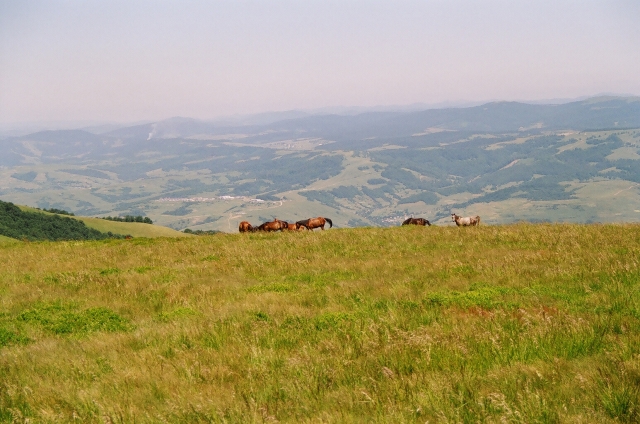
[76,216,192,238]
[4,202,191,240]
[0,200,121,241]
[1,224,639,421]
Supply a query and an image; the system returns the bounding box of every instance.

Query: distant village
[156,196,271,203]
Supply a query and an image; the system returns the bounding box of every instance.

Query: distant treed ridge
[100,215,153,224]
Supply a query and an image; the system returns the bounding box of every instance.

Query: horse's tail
[476,216,481,226]
[325,218,333,228]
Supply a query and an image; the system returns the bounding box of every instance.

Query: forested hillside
[0,200,125,241]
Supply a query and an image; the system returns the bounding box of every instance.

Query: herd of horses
[239,213,479,232]
[400,214,480,227]
[239,217,333,232]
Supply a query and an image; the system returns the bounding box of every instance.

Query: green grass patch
[427,285,514,309]
[247,282,297,294]
[17,302,132,335]
[99,267,120,276]
[201,254,219,262]
[0,327,30,347]
[155,307,199,322]
[313,311,355,330]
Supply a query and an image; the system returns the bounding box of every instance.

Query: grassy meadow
[1,224,640,422]
[74,216,192,238]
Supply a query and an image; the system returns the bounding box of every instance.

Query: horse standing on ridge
[283,222,302,231]
[255,218,287,232]
[401,217,431,226]
[296,217,333,231]
[451,213,480,226]
[238,221,253,233]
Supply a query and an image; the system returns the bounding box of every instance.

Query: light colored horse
[451,213,480,226]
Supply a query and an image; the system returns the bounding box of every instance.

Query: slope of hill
[76,216,192,238]
[20,204,191,239]
[1,224,639,421]
[0,200,122,241]
[0,234,19,244]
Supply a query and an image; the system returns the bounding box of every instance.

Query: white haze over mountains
[1,94,636,139]
[1,1,639,131]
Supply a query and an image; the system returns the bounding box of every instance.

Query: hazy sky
[1,0,639,125]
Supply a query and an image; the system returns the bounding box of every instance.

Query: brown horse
[401,217,431,226]
[283,222,301,231]
[451,213,480,226]
[296,217,333,231]
[238,221,253,233]
[255,218,287,232]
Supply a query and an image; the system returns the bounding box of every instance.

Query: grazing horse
[296,217,333,231]
[284,222,301,231]
[255,218,287,232]
[401,217,431,226]
[451,213,480,226]
[238,221,253,233]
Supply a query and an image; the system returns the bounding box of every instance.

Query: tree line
[100,215,153,224]
[36,208,75,216]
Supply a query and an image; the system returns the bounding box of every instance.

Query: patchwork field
[1,224,639,422]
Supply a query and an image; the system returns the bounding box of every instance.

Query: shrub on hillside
[183,228,221,235]
[41,208,75,216]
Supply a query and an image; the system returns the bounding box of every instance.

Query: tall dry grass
[1,224,639,422]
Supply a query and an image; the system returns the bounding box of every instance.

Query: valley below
[2,97,640,231]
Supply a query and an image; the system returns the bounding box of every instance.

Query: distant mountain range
[1,96,639,230]
[86,96,640,140]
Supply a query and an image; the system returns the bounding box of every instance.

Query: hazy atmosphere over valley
[1,1,640,230]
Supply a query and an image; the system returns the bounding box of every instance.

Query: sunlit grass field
[74,216,192,238]
[0,235,18,244]
[1,224,639,422]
